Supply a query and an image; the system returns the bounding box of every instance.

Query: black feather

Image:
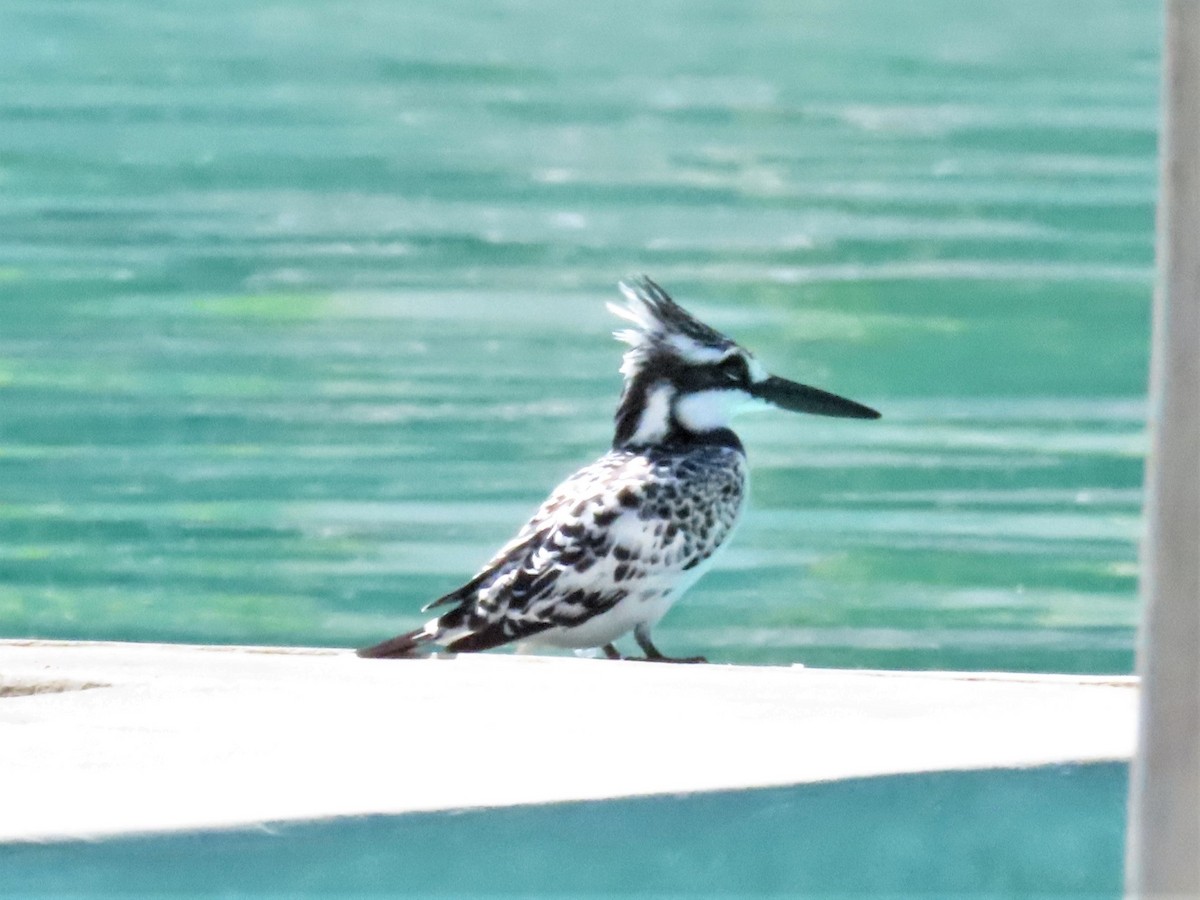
[356,629,430,659]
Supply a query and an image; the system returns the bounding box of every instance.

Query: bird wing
[420,530,542,612]
[441,511,629,652]
[428,452,656,651]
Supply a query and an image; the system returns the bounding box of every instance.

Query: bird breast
[537,444,747,596]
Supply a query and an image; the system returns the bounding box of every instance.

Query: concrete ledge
[0,640,1137,842]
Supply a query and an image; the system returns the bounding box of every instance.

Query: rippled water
[0,1,1157,670]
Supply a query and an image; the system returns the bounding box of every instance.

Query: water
[0,1,1157,671]
[3,764,1128,896]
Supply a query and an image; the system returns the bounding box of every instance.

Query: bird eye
[718,357,746,383]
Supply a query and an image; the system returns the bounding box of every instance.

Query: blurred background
[0,0,1158,671]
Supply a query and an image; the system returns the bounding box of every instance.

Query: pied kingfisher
[358,278,879,663]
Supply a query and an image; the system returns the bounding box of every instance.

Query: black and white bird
[358,278,879,663]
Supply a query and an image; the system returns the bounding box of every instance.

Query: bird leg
[632,627,707,664]
[601,643,623,660]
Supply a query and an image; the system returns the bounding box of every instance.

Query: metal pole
[1126,1,1200,895]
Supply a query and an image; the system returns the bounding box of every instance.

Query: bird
[357,277,879,663]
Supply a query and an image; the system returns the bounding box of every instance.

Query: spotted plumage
[358,278,879,662]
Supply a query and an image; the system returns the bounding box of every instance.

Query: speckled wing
[430,446,746,653]
[417,458,633,615]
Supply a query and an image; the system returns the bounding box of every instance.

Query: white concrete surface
[0,639,1137,842]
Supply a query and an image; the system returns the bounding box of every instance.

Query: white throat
[674,388,760,434]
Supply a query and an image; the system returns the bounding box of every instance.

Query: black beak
[750,376,880,420]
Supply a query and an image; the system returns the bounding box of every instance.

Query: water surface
[0,1,1158,670]
[3,764,1128,897]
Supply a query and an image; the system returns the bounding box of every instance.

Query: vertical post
[1126,1,1200,895]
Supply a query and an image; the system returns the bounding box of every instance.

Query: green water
[0,1,1157,670]
[3,764,1127,896]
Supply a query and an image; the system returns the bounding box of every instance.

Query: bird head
[608,277,879,448]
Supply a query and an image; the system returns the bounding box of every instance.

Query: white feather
[629,382,674,444]
[674,388,768,432]
[667,334,727,361]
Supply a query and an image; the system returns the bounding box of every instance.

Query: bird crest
[608,277,737,381]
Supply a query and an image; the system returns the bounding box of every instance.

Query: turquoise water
[0,1,1157,670]
[3,764,1127,896]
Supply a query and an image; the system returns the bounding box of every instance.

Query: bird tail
[356,627,434,659]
